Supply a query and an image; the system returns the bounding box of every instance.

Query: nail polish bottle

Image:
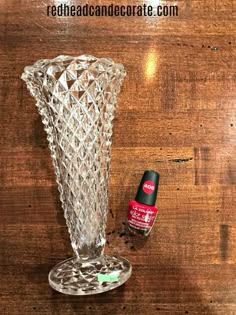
[127,170,160,236]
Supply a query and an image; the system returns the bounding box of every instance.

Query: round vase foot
[48,255,132,295]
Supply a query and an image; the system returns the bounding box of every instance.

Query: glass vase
[21,55,132,295]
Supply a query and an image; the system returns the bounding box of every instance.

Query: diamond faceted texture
[22,55,132,295]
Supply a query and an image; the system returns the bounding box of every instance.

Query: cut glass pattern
[22,55,132,295]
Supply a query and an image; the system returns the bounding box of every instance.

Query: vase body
[22,55,131,295]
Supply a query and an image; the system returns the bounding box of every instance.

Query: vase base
[48,255,132,295]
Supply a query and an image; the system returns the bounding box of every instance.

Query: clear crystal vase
[21,55,132,295]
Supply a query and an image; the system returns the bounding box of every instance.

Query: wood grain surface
[1,0,236,314]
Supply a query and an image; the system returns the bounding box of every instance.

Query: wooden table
[1,0,236,314]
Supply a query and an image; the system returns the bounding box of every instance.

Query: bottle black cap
[135,170,160,206]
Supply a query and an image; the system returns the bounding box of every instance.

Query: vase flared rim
[21,54,125,80]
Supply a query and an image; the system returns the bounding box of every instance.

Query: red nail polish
[127,170,160,236]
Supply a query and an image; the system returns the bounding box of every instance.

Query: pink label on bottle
[127,201,158,230]
[142,180,155,194]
